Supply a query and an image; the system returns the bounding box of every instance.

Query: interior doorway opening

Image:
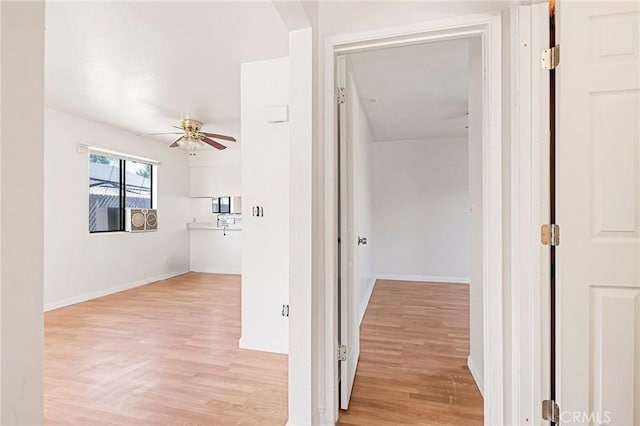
[323,13,504,424]
[336,35,484,424]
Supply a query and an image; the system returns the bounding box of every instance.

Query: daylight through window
[89,153,153,232]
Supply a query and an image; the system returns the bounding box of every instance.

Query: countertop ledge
[186,222,242,231]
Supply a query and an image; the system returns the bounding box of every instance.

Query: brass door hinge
[541,224,560,246]
[542,399,560,423]
[541,45,560,70]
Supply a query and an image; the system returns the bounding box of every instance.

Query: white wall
[286,26,315,426]
[188,148,242,274]
[189,226,242,274]
[467,36,484,394]
[317,1,509,37]
[189,148,241,198]
[1,2,45,423]
[44,108,191,310]
[240,57,290,354]
[372,138,470,282]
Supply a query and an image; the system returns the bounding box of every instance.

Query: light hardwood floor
[44,273,288,425]
[46,275,481,425]
[337,280,483,426]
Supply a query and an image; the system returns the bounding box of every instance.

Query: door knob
[358,236,368,245]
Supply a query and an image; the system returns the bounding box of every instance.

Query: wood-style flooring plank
[337,280,483,426]
[44,273,287,425]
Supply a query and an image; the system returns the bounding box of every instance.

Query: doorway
[323,13,505,424]
[337,35,482,424]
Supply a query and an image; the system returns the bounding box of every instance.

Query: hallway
[337,280,483,426]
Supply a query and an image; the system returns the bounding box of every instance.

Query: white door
[557,2,640,425]
[337,55,359,410]
[346,60,375,360]
[338,56,374,410]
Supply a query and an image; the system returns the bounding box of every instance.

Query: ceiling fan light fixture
[177,118,205,151]
[178,136,202,151]
[143,117,234,151]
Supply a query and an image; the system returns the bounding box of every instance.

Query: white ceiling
[346,39,470,141]
[45,1,289,141]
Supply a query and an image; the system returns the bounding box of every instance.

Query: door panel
[338,55,361,410]
[557,2,640,424]
[338,59,375,410]
[590,287,640,425]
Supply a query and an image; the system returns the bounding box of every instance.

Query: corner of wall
[467,354,484,398]
[239,336,289,355]
[358,278,376,325]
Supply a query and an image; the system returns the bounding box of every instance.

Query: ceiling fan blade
[200,136,227,150]
[169,136,183,148]
[200,132,236,142]
[172,125,184,130]
[143,132,184,136]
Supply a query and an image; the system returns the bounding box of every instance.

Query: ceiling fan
[143,118,236,151]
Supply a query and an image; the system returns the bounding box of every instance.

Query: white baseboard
[190,267,242,275]
[239,336,288,355]
[359,278,377,325]
[377,274,470,284]
[189,272,241,278]
[467,355,485,398]
[43,270,190,312]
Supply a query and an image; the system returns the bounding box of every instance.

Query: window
[89,153,153,233]
[212,196,231,214]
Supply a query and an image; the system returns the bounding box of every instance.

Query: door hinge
[541,45,560,70]
[541,224,560,246]
[281,304,289,317]
[336,87,346,104]
[542,399,560,423]
[337,344,347,361]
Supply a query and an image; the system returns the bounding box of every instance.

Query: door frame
[510,4,551,425]
[322,12,507,425]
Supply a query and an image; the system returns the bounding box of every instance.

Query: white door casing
[556,2,640,425]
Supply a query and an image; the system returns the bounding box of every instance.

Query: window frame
[89,154,154,234]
